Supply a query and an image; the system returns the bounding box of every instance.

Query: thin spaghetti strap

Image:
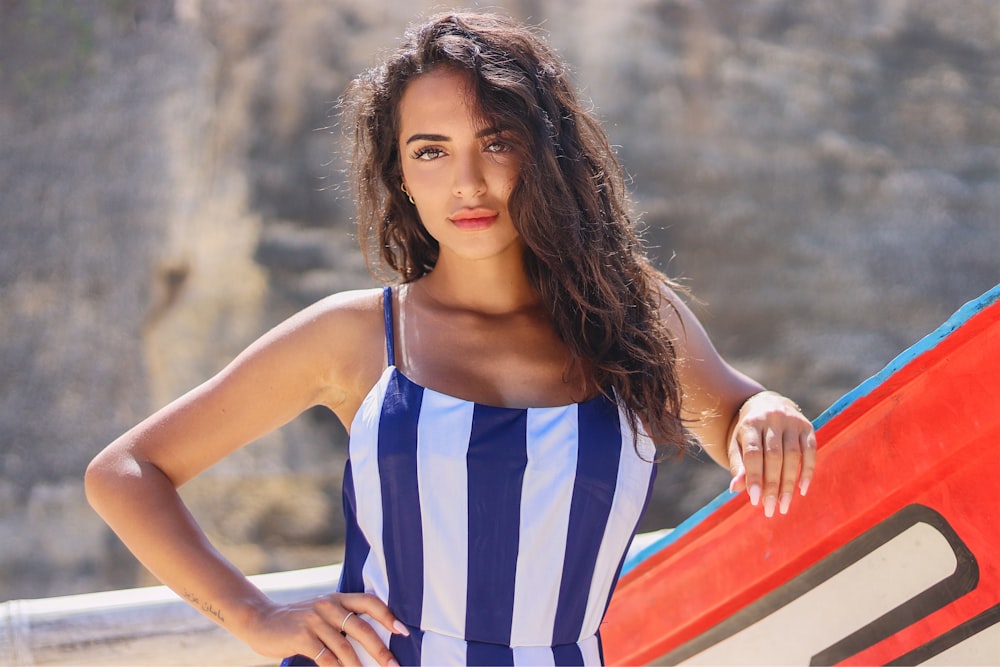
[382,285,396,367]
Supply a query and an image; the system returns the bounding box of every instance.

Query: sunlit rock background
[1,0,997,601]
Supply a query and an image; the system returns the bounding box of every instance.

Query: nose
[451,150,487,199]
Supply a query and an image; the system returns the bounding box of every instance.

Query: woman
[86,11,816,667]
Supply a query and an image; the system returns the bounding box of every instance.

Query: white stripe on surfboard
[682,521,958,665]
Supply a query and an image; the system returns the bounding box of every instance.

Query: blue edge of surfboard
[621,282,1000,577]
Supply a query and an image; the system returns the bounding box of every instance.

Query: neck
[417,248,540,315]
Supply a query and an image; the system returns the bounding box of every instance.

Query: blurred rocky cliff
[1,0,997,601]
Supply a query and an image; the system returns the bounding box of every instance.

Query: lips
[449,208,499,230]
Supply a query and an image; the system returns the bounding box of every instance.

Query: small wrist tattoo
[183,589,225,623]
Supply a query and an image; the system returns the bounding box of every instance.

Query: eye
[485,139,512,154]
[411,146,445,161]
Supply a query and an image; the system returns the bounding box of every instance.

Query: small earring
[400,182,415,205]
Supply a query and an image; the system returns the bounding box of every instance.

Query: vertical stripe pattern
[416,389,474,636]
[338,459,370,594]
[553,397,623,644]
[509,406,577,643]
[465,405,529,643]
[377,372,425,623]
[330,288,656,665]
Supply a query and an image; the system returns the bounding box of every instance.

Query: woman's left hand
[727,390,817,518]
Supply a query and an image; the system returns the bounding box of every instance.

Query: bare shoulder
[286,287,387,385]
[652,279,695,342]
[98,288,390,485]
[230,287,387,421]
[252,288,383,352]
[294,287,385,332]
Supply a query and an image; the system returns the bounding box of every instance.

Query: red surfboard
[603,284,1000,665]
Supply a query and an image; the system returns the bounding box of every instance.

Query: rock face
[1,0,997,601]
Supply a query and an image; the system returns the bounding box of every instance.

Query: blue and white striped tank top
[338,286,656,666]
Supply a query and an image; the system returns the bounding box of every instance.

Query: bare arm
[85,290,403,665]
[659,286,817,517]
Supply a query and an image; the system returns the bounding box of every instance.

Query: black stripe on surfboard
[653,504,978,666]
[887,602,1000,666]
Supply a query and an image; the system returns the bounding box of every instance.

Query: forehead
[397,68,485,136]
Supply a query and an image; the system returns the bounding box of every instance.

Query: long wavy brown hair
[341,11,692,452]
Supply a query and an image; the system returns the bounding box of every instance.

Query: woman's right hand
[246,592,407,667]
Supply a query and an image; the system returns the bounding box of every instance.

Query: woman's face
[397,68,522,264]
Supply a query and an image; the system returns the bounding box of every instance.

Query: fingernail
[779,493,792,515]
[389,660,401,667]
[763,496,776,518]
[800,479,810,497]
[748,484,761,506]
[393,620,410,636]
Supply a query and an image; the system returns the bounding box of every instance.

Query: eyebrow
[404,127,504,145]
